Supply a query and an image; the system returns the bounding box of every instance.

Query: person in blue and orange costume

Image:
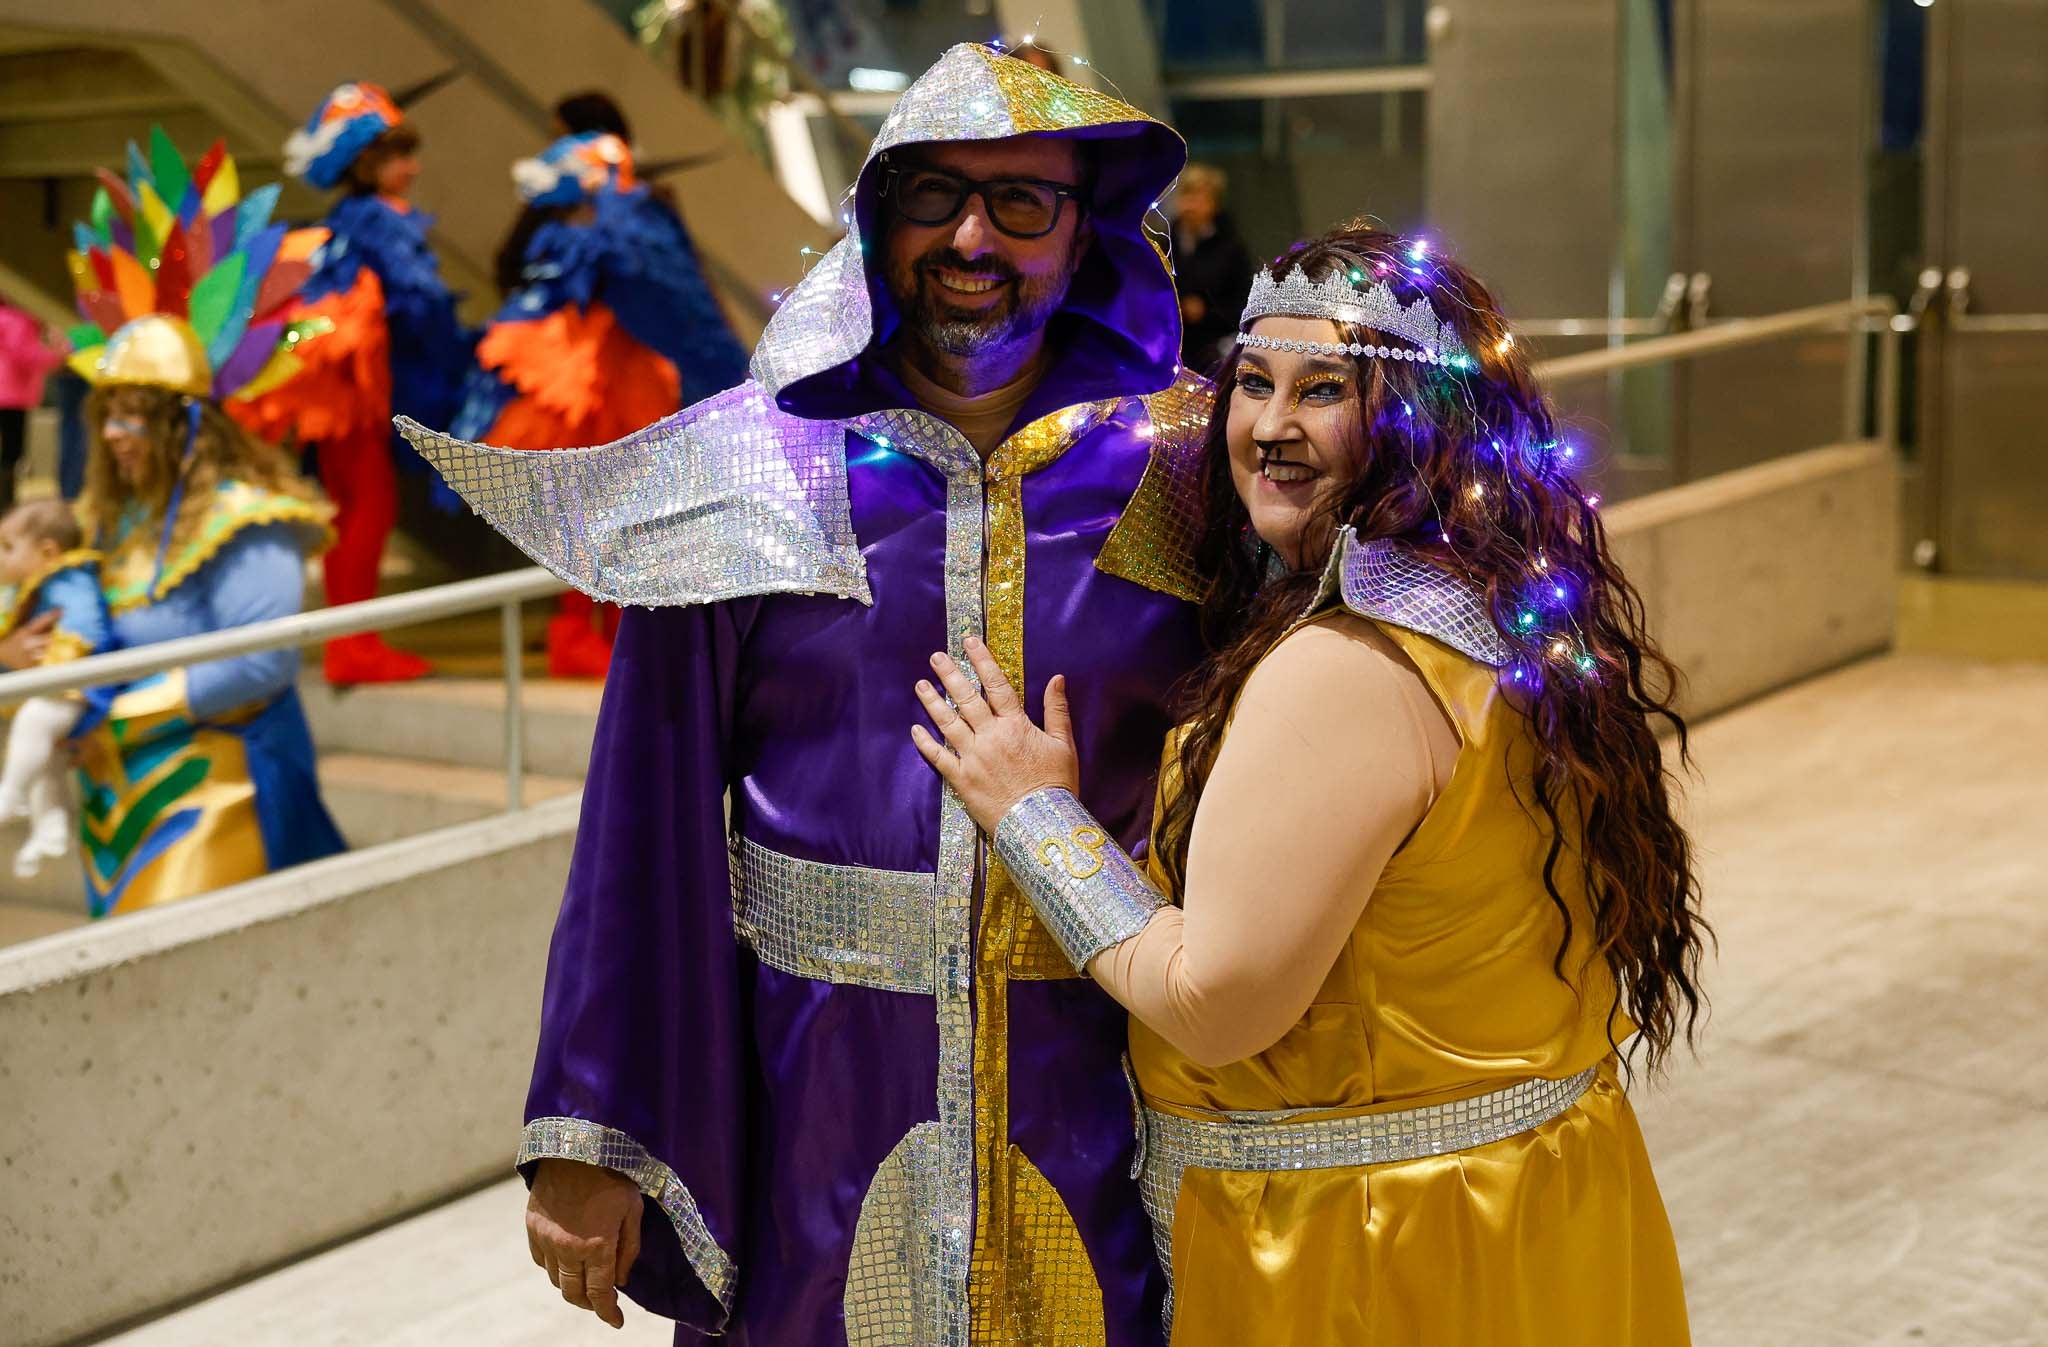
[51,127,345,918]
[0,499,112,879]
[233,81,473,686]
[452,129,748,676]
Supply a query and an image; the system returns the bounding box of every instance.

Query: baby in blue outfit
[0,498,112,877]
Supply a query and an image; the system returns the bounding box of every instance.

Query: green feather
[186,251,247,347]
[147,125,191,210]
[90,187,114,242]
[68,322,104,349]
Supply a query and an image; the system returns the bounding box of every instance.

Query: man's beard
[887,245,1081,357]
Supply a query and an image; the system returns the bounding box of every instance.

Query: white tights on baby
[0,695,83,878]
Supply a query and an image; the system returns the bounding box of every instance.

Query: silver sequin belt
[730,835,937,994]
[1141,1065,1598,1179]
[1137,1065,1599,1318]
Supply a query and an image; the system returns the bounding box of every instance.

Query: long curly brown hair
[1154,222,1708,1075]
[78,384,321,553]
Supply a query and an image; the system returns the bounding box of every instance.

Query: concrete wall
[0,794,581,1347]
[1604,441,1899,718]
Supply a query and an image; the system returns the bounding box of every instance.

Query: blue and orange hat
[283,82,405,190]
[512,133,637,208]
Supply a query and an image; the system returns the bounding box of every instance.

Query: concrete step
[320,752,581,849]
[300,676,602,778]
[0,900,87,945]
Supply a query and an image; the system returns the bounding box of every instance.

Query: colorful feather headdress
[64,126,330,403]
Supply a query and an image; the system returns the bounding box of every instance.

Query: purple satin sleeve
[520,601,748,1331]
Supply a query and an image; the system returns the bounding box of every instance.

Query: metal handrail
[1531,295,1904,452]
[1533,297,1896,381]
[1514,317,1675,339]
[0,566,565,810]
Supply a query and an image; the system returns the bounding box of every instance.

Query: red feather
[154,221,193,316]
[192,138,228,192]
[82,291,127,336]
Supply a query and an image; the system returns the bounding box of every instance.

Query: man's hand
[527,1158,644,1330]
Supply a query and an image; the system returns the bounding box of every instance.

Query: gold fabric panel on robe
[1096,376,1213,603]
[983,47,1171,138]
[965,401,1118,1345]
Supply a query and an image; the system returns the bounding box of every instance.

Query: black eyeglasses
[881,160,1085,239]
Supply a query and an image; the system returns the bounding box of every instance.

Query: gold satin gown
[1130,617,1691,1346]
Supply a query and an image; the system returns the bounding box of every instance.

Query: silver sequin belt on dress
[1137,1064,1598,1321]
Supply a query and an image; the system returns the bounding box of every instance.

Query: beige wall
[1605,441,1899,718]
[0,795,580,1347]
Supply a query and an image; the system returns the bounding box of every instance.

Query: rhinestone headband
[1237,264,1471,369]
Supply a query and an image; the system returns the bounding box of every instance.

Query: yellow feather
[136,181,174,255]
[201,154,241,216]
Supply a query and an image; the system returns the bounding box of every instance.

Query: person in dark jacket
[1172,162,1254,374]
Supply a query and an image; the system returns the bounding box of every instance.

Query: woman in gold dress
[911,223,1704,1344]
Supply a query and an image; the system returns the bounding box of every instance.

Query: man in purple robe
[402,43,1210,1346]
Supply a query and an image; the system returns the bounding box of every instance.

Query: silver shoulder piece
[1309,527,1512,667]
[395,382,871,608]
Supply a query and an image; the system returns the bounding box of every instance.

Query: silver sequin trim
[992,788,1165,971]
[1306,527,1513,667]
[394,383,870,608]
[827,409,982,1347]
[731,836,936,993]
[1235,331,1463,368]
[519,1116,737,1313]
[1138,1068,1596,1330]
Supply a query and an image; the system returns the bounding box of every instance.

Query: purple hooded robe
[401,43,1212,1347]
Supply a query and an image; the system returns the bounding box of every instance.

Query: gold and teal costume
[76,481,343,916]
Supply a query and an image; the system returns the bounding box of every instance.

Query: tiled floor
[96,649,2048,1345]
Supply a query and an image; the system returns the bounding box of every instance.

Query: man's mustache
[916,250,1020,285]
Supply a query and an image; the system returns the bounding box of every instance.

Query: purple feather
[212,320,282,399]
[111,217,134,253]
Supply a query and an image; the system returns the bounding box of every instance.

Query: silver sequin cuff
[992,788,1165,971]
[518,1117,737,1313]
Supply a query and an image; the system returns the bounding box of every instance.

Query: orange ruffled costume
[474,302,681,677]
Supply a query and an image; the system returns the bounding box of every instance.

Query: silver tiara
[1237,265,1471,369]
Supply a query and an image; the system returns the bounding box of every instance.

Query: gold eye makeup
[1289,374,1351,408]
